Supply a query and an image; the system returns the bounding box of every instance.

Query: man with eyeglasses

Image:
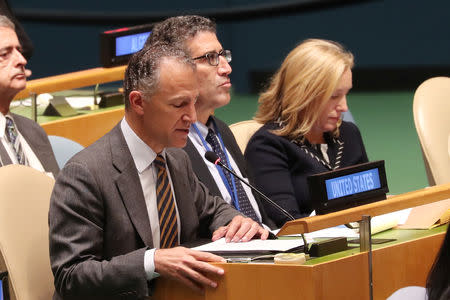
[147,15,275,229]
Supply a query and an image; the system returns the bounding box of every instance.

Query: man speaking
[49,41,268,299]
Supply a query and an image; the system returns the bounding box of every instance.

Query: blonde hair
[255,39,354,140]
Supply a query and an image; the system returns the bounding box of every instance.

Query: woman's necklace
[292,135,344,170]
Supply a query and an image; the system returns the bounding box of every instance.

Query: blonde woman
[245,39,368,227]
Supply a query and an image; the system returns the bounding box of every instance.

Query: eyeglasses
[192,49,232,66]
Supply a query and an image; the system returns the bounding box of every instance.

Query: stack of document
[192,238,303,254]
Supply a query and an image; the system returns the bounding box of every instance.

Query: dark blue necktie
[205,129,259,222]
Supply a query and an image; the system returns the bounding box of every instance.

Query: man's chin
[212,95,231,110]
[171,136,189,149]
[12,82,27,93]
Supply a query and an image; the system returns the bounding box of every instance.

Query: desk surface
[11,103,125,147]
[306,224,446,265]
[154,225,447,300]
[10,101,123,124]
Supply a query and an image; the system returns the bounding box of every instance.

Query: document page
[192,238,303,253]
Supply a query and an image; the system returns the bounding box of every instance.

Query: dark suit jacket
[245,121,369,227]
[0,113,59,177]
[49,123,240,300]
[183,116,276,229]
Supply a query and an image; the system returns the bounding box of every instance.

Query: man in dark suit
[0,15,58,176]
[49,42,268,299]
[147,16,275,229]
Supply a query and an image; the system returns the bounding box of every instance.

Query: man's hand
[154,247,225,294]
[211,215,269,243]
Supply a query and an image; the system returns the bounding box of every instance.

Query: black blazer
[245,121,369,227]
[183,116,276,229]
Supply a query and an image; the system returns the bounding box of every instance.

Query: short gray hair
[123,42,195,110]
[0,15,15,30]
[145,15,216,55]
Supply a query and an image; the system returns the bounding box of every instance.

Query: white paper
[272,225,358,239]
[369,208,412,234]
[192,238,303,252]
[305,225,359,239]
[11,96,96,109]
[66,96,96,108]
[393,208,412,225]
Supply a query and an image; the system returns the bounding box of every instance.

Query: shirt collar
[0,112,12,139]
[121,118,165,174]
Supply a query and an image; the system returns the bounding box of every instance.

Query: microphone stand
[210,156,309,254]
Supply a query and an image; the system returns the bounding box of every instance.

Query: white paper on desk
[11,96,96,109]
[66,96,96,108]
[305,225,359,239]
[192,238,303,252]
[369,208,412,234]
[272,225,358,239]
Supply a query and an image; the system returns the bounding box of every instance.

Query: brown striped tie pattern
[154,155,178,248]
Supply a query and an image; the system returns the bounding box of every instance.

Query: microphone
[205,151,294,222]
[204,151,309,252]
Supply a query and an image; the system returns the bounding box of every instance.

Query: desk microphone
[204,151,309,252]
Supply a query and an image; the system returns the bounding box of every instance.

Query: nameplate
[308,160,389,214]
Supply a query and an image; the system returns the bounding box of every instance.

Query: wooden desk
[154,226,446,300]
[278,183,450,235]
[40,107,124,147]
[13,66,126,100]
[11,66,127,146]
[154,183,450,300]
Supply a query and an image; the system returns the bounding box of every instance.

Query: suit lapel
[109,125,153,247]
[212,116,248,177]
[0,142,12,166]
[184,138,221,196]
[13,113,46,158]
[12,113,59,176]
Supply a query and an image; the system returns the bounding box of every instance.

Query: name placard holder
[100,23,154,67]
[308,160,389,215]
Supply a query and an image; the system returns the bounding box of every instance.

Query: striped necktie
[154,154,178,248]
[5,116,27,165]
[205,129,260,222]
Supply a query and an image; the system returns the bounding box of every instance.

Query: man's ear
[128,91,145,116]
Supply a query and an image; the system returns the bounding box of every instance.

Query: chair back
[413,77,450,185]
[48,135,84,169]
[229,120,263,153]
[0,165,55,300]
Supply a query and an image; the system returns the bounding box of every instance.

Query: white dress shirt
[0,113,46,173]
[188,121,262,222]
[120,118,180,281]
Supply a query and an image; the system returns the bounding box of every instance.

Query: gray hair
[123,42,195,110]
[145,15,216,55]
[0,15,15,30]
